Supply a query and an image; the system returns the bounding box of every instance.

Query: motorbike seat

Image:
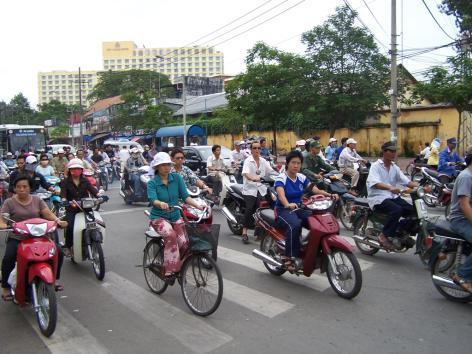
[228,184,244,196]
[445,183,455,190]
[424,168,439,178]
[260,209,277,226]
[353,197,369,208]
[434,220,463,239]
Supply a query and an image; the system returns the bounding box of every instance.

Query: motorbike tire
[35,280,57,337]
[431,253,472,303]
[444,203,451,218]
[91,242,105,281]
[260,234,286,276]
[338,200,354,231]
[101,176,108,192]
[326,250,362,299]
[108,171,114,184]
[143,239,168,294]
[352,218,380,256]
[410,170,423,183]
[225,201,243,236]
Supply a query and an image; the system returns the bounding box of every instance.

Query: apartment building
[37,70,98,106]
[102,41,224,82]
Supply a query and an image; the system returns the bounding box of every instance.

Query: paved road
[0,183,470,354]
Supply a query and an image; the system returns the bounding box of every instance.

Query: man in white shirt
[207,144,227,200]
[420,142,431,160]
[338,138,367,194]
[367,141,418,249]
[118,146,130,171]
[231,141,248,183]
[240,140,276,244]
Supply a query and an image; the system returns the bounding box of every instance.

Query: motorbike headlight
[26,223,48,237]
[416,187,425,198]
[81,198,95,209]
[307,200,333,210]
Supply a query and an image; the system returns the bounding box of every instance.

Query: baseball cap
[346,138,357,145]
[381,141,397,151]
[6,152,12,157]
[296,139,306,146]
[130,147,139,153]
[25,155,37,164]
[67,158,84,169]
[329,138,337,143]
[57,148,65,154]
[309,140,321,149]
[447,137,457,145]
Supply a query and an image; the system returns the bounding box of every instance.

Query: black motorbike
[120,165,150,205]
[341,162,370,197]
[221,176,277,236]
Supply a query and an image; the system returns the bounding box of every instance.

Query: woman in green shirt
[147,152,204,276]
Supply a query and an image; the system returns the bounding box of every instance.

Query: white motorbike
[66,197,108,280]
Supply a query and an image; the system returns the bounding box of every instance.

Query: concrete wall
[208,106,463,156]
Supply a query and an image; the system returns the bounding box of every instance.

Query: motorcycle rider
[448,145,472,293]
[170,148,212,194]
[206,144,228,201]
[240,140,278,244]
[338,138,367,195]
[295,140,306,153]
[260,138,271,160]
[231,141,247,183]
[91,147,104,164]
[76,149,93,170]
[1,174,68,300]
[35,154,55,177]
[335,137,348,161]
[366,141,419,250]
[51,148,68,177]
[9,156,54,194]
[142,145,152,162]
[60,159,101,257]
[124,147,147,198]
[104,145,115,159]
[275,150,337,270]
[147,152,205,276]
[438,137,463,179]
[325,138,338,161]
[302,140,334,185]
[3,152,16,168]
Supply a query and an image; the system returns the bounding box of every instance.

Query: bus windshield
[9,128,47,153]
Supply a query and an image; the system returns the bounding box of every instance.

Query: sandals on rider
[2,291,13,302]
[55,284,64,292]
[281,256,297,272]
[63,248,72,258]
[241,234,249,244]
[378,234,395,251]
[452,274,472,293]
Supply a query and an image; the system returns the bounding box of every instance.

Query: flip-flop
[55,284,64,292]
[241,234,249,244]
[2,293,13,302]
[452,274,472,293]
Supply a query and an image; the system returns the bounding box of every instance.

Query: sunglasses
[252,147,261,150]
[41,159,49,161]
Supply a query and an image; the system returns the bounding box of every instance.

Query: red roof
[84,95,123,117]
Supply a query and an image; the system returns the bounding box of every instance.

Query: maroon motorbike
[252,195,362,299]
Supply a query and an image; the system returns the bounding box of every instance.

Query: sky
[0,0,460,107]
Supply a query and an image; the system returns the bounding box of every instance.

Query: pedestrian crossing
[3,244,375,353]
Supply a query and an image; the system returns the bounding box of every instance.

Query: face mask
[132,153,139,159]
[70,169,82,177]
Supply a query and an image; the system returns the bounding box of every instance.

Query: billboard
[184,76,224,96]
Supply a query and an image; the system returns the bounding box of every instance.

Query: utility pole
[78,67,84,147]
[390,0,399,144]
[182,77,187,147]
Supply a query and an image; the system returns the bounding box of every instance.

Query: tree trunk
[457,110,463,153]
[272,127,277,156]
[329,125,337,138]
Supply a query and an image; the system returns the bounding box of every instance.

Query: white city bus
[0,124,47,156]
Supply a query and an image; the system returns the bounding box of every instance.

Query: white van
[103,139,144,152]
[47,144,76,154]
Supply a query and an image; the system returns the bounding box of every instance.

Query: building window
[104,65,109,70]
[132,59,136,63]
[124,59,129,63]
[138,50,143,56]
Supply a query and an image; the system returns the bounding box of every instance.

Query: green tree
[9,93,35,125]
[226,42,306,153]
[141,104,174,130]
[49,125,69,139]
[88,69,174,102]
[440,0,472,37]
[36,99,75,126]
[415,54,472,147]
[300,5,390,137]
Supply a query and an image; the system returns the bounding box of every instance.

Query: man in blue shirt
[438,137,463,178]
[260,138,271,160]
[335,137,348,161]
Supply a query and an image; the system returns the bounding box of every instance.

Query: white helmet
[67,158,84,169]
[346,138,357,145]
[25,155,37,164]
[150,152,172,168]
[130,147,140,154]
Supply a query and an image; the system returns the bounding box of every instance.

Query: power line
[360,0,387,34]
[420,0,456,40]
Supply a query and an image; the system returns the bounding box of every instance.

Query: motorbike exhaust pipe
[221,206,238,225]
[432,275,464,291]
[352,234,381,248]
[119,191,126,199]
[252,249,283,268]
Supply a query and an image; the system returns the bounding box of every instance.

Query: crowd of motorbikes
[1,146,471,338]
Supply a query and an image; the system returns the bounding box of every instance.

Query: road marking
[102,272,232,353]
[218,246,373,293]
[222,278,294,318]
[22,305,109,354]
[101,207,147,216]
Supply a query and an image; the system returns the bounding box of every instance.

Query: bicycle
[142,206,223,316]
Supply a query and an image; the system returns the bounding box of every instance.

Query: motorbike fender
[351,209,366,227]
[321,234,353,254]
[28,262,55,285]
[73,212,106,261]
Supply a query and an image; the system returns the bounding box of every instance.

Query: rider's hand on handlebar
[286,203,298,210]
[57,220,68,228]
[159,201,170,210]
[389,187,402,194]
[252,175,261,182]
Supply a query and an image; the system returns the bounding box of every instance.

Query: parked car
[103,140,144,152]
[183,145,232,176]
[47,144,76,154]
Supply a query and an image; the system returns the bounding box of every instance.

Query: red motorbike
[1,216,59,337]
[252,195,362,299]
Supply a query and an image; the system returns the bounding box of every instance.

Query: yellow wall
[208,106,463,155]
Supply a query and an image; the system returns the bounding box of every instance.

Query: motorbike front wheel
[101,175,108,191]
[91,242,105,280]
[352,218,380,256]
[338,200,354,231]
[107,170,114,184]
[260,234,286,276]
[35,279,57,337]
[225,201,243,235]
[326,250,362,299]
